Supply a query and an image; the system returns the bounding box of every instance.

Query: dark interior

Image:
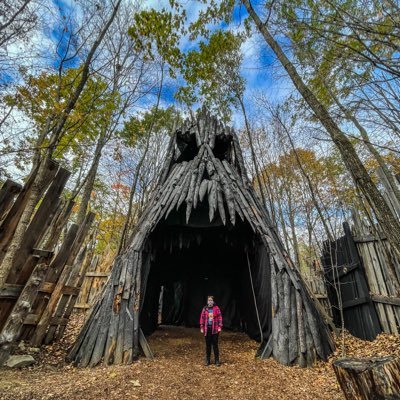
[139,201,272,343]
[175,127,232,163]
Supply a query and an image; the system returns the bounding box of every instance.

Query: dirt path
[0,318,345,400]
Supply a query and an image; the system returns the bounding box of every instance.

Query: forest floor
[1,313,399,400]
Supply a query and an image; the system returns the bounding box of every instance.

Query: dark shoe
[215,360,221,366]
[204,359,210,366]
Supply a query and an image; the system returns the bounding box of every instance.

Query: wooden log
[185,169,198,223]
[288,285,298,364]
[0,179,22,220]
[162,165,189,220]
[208,152,236,225]
[88,281,115,367]
[333,356,400,400]
[44,245,88,343]
[7,167,70,283]
[20,224,79,339]
[158,133,176,186]
[46,224,79,282]
[42,198,75,250]
[216,184,226,225]
[296,289,307,367]
[0,159,58,263]
[30,264,73,346]
[207,180,217,222]
[0,259,49,365]
[199,179,209,202]
[193,160,205,209]
[132,251,142,359]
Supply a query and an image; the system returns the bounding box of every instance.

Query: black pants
[205,327,219,362]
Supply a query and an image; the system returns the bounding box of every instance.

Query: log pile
[68,108,334,367]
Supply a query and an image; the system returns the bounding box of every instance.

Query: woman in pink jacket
[199,295,223,366]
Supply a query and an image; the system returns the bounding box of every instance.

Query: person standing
[199,295,223,366]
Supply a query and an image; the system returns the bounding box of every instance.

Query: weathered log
[0,159,58,264]
[30,265,73,346]
[0,258,50,365]
[193,160,205,209]
[7,167,70,282]
[207,180,217,222]
[333,356,400,400]
[45,245,88,343]
[216,184,226,225]
[296,289,307,367]
[0,180,22,221]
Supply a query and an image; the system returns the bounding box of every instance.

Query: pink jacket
[199,305,223,336]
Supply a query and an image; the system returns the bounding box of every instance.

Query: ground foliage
[1,313,399,399]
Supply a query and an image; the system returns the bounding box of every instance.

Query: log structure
[333,356,400,399]
[0,163,94,361]
[68,108,334,368]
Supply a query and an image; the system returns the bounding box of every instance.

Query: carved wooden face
[174,123,233,164]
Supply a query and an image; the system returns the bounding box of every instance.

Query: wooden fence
[302,261,332,320]
[321,213,400,340]
[351,212,400,334]
[0,164,94,363]
[74,255,110,310]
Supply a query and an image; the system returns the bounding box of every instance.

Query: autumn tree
[0,0,123,289]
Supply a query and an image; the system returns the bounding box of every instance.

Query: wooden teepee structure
[68,108,334,368]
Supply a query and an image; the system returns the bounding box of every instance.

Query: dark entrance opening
[139,201,272,344]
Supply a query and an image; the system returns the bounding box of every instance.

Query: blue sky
[1,0,290,127]
[139,0,288,124]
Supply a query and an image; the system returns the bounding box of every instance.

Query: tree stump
[333,356,400,400]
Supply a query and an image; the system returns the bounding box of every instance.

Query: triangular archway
[68,109,334,367]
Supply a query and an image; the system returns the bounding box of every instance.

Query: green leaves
[6,66,118,160]
[118,106,181,147]
[128,9,185,76]
[273,0,400,107]
[128,3,247,122]
[176,30,246,122]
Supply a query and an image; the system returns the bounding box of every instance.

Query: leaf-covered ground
[1,313,399,400]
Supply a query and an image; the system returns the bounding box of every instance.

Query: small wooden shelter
[68,109,334,367]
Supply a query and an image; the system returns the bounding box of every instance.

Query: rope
[246,250,264,343]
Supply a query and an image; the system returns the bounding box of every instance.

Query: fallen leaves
[1,313,398,400]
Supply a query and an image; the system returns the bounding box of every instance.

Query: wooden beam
[0,281,78,299]
[73,303,91,309]
[371,294,400,307]
[342,297,369,310]
[85,272,110,278]
[353,235,387,243]
[0,284,22,299]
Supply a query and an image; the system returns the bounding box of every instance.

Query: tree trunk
[329,90,400,206]
[243,0,400,262]
[0,0,122,288]
[75,135,104,225]
[238,96,268,208]
[333,356,400,400]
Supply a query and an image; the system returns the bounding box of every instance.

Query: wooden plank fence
[0,166,94,363]
[351,211,400,335]
[74,255,110,310]
[321,213,400,340]
[301,261,332,320]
